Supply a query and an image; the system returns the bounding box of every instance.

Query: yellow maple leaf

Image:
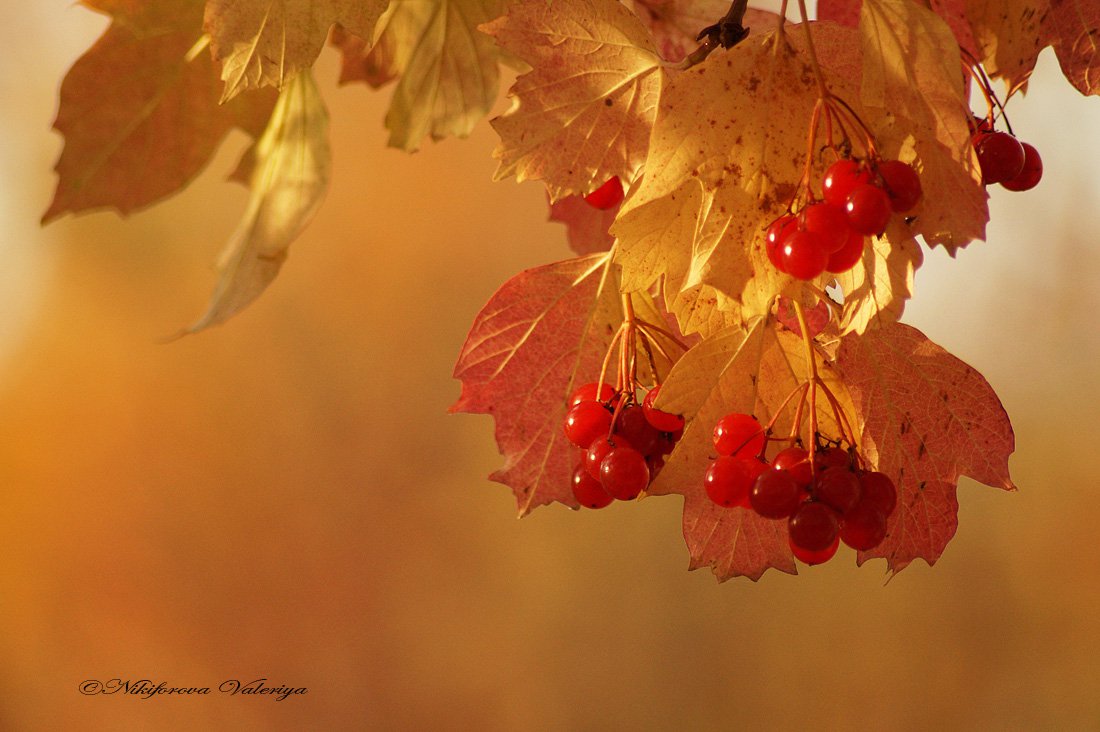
[186,71,331,333]
[484,0,665,199]
[205,0,388,102]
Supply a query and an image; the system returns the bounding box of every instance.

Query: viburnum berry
[563,400,612,449]
[790,534,840,565]
[844,183,892,235]
[825,229,865,274]
[1000,142,1042,191]
[750,468,802,519]
[858,471,898,516]
[616,404,662,456]
[765,214,797,272]
[815,447,851,471]
[801,201,851,253]
[772,446,812,487]
[974,131,1025,184]
[572,463,613,509]
[839,502,888,550]
[781,230,829,280]
[822,159,872,207]
[788,501,841,551]
[569,381,615,408]
[876,159,923,212]
[642,385,685,433]
[583,176,624,209]
[813,466,862,515]
[586,437,627,480]
[704,456,766,507]
[599,446,650,500]
[713,412,766,457]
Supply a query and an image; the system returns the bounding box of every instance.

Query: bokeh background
[2,2,1099,729]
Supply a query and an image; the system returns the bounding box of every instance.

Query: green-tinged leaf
[186,71,330,333]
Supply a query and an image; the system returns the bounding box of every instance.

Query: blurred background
[2,2,1099,729]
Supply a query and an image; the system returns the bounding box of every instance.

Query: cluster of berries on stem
[563,294,687,508]
[964,54,1042,192]
[701,301,897,565]
[765,94,923,282]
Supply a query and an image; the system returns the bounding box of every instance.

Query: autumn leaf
[836,321,1016,574]
[335,0,510,151]
[650,318,852,580]
[548,195,618,255]
[43,10,275,222]
[484,0,665,200]
[451,254,623,515]
[186,71,331,333]
[1046,0,1100,95]
[204,0,387,102]
[965,0,1048,92]
[833,220,922,334]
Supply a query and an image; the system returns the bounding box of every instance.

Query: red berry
[584,176,624,209]
[840,503,888,550]
[713,413,766,457]
[791,534,840,565]
[975,131,1025,184]
[599,446,650,500]
[642,385,685,433]
[825,229,865,274]
[781,230,829,280]
[569,382,615,407]
[572,463,613,509]
[750,468,802,518]
[704,456,767,507]
[859,471,898,516]
[586,437,630,480]
[563,401,612,449]
[789,501,841,551]
[813,467,862,515]
[773,446,812,486]
[1000,142,1042,191]
[615,405,662,456]
[822,159,872,207]
[877,160,923,212]
[815,447,851,471]
[765,215,797,272]
[801,201,851,253]
[845,184,892,235]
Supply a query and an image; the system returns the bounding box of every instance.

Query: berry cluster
[970,120,1042,191]
[765,158,922,281]
[702,412,898,565]
[583,176,625,209]
[565,382,684,508]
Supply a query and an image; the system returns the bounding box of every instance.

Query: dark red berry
[840,502,888,550]
[782,230,829,280]
[790,534,840,565]
[572,463,613,508]
[877,160,923,212]
[563,401,612,449]
[1000,142,1042,191]
[813,467,862,515]
[642,385,685,433]
[825,229,865,274]
[789,501,841,551]
[859,471,898,516]
[713,413,766,457]
[584,176,624,209]
[600,446,650,500]
[815,447,851,471]
[750,468,802,519]
[975,131,1025,184]
[822,159,872,207]
[586,437,630,480]
[845,184,892,235]
[616,405,662,456]
[802,201,851,253]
